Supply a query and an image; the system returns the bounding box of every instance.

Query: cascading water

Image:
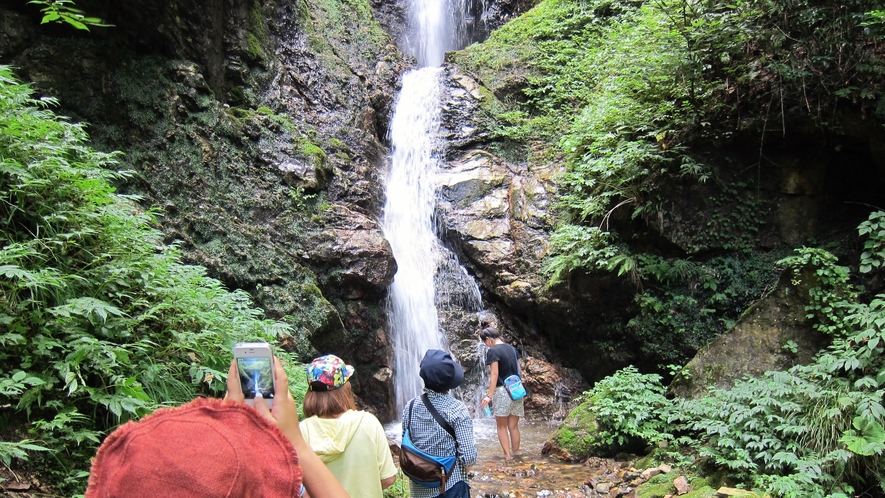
[404,0,470,67]
[382,0,480,415]
[383,68,447,413]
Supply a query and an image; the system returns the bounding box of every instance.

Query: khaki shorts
[492,385,524,417]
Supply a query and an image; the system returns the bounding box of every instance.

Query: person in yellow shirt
[300,354,397,498]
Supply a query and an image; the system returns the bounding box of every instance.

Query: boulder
[669,268,829,399]
[541,400,599,462]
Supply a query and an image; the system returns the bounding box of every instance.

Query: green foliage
[555,214,885,495]
[543,226,619,285]
[580,366,672,452]
[28,0,112,31]
[659,0,885,128]
[669,231,885,496]
[480,0,885,293]
[688,183,768,253]
[0,440,49,468]
[382,469,410,498]
[0,66,295,493]
[625,250,784,363]
[555,2,700,225]
[778,247,855,337]
[858,211,885,273]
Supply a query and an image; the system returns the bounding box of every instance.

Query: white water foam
[383,67,448,414]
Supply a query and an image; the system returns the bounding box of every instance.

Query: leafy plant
[858,211,885,273]
[580,366,672,452]
[559,213,885,496]
[28,0,112,31]
[382,469,411,498]
[0,66,296,494]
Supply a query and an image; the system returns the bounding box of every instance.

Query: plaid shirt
[401,389,477,498]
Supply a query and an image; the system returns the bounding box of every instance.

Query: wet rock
[640,468,662,480]
[669,267,829,399]
[715,488,764,497]
[522,356,588,420]
[304,204,396,299]
[673,476,690,495]
[0,7,36,59]
[595,482,611,494]
[0,0,412,415]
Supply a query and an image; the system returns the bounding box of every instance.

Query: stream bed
[389,417,636,497]
[470,418,615,497]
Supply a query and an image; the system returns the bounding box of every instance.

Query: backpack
[400,394,459,491]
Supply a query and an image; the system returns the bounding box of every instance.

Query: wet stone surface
[468,418,635,498]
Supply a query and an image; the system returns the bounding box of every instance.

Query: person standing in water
[478,326,523,460]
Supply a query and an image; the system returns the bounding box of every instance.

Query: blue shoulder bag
[400,394,459,491]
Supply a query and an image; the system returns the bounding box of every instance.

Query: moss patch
[547,399,600,460]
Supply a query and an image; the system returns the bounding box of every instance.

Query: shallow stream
[389,417,633,497]
[470,418,600,497]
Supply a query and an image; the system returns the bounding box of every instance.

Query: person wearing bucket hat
[300,354,397,498]
[85,355,349,498]
[401,349,476,498]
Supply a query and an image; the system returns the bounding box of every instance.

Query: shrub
[0,66,296,493]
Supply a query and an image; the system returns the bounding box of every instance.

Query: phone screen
[236,357,275,400]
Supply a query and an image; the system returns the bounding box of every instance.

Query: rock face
[668,268,830,399]
[0,0,406,417]
[431,48,885,391]
[4,0,884,422]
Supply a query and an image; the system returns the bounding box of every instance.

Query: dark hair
[479,326,501,341]
[303,382,357,418]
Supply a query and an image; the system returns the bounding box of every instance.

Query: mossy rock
[669,268,829,399]
[690,472,727,491]
[544,400,599,461]
[682,486,718,498]
[636,481,676,498]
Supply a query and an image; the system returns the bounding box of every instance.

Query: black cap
[419,349,464,391]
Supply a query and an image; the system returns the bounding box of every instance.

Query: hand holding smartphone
[232,342,275,409]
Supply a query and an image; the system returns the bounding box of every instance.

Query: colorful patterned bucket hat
[307,354,354,391]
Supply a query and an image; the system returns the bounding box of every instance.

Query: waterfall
[405,0,470,67]
[383,0,480,416]
[383,67,447,413]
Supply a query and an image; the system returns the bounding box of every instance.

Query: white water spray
[383,68,447,413]
[405,0,470,67]
[383,0,479,415]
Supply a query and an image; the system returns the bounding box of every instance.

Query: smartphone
[232,342,275,409]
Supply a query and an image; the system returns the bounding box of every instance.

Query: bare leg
[508,415,521,455]
[495,415,511,459]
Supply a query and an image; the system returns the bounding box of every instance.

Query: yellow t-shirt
[300,410,397,498]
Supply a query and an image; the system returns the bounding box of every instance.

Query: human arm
[370,413,398,490]
[381,475,397,489]
[226,358,350,498]
[481,362,498,409]
[453,406,477,467]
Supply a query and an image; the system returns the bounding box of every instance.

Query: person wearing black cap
[401,349,477,498]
